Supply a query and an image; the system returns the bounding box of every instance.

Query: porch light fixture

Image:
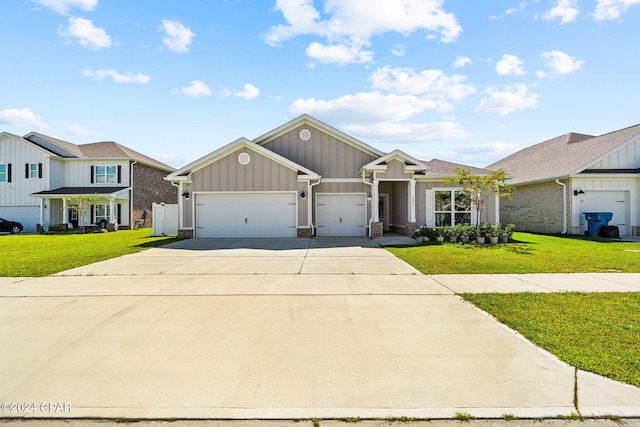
[367,193,372,201]
[300,191,306,199]
[573,187,585,196]
[182,192,190,199]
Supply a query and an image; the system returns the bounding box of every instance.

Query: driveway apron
[1,237,639,420]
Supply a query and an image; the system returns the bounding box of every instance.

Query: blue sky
[1,0,639,169]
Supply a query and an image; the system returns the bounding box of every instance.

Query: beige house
[488,123,640,236]
[166,115,498,238]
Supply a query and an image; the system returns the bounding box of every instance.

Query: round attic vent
[299,129,311,141]
[238,152,251,165]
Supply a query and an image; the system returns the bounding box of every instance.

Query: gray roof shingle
[486,124,640,185]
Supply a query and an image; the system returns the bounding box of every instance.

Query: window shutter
[25,163,29,179]
[38,163,43,179]
[117,165,122,184]
[90,166,94,184]
[7,164,11,183]
[90,205,94,224]
[117,203,122,224]
[425,189,435,227]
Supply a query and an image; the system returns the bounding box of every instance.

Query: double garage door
[0,206,39,233]
[194,192,367,238]
[195,192,297,238]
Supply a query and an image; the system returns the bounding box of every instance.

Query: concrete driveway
[1,237,639,420]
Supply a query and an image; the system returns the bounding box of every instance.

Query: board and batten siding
[377,159,412,179]
[589,136,640,169]
[62,159,131,187]
[0,134,51,206]
[261,125,377,178]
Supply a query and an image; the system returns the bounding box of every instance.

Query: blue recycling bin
[583,212,613,237]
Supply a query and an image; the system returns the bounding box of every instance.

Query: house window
[0,164,6,182]
[435,190,471,226]
[95,166,117,184]
[94,204,111,224]
[29,163,38,178]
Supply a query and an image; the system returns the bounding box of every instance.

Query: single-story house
[0,131,176,232]
[487,123,640,236]
[165,114,498,238]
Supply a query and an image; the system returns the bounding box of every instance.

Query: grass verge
[0,229,181,276]
[462,292,640,387]
[386,232,640,274]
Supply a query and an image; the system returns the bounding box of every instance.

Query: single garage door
[0,206,40,233]
[195,192,297,238]
[316,193,366,236]
[578,190,629,235]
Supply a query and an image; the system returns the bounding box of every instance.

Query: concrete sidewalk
[1,238,639,421]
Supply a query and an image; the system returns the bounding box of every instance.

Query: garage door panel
[316,194,365,237]
[0,206,39,233]
[195,193,296,238]
[578,191,628,235]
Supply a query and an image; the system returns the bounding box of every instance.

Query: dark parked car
[0,217,23,234]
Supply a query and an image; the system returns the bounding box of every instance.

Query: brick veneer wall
[500,180,569,234]
[132,163,177,227]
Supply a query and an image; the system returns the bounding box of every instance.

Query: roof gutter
[555,179,567,234]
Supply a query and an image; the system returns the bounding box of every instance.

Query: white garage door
[578,191,629,235]
[0,206,40,233]
[195,192,297,238]
[316,194,366,237]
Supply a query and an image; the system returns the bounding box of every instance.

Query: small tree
[443,168,514,226]
[65,195,104,233]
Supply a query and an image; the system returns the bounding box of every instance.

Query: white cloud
[593,0,640,20]
[344,121,471,142]
[178,80,211,97]
[544,0,580,23]
[82,69,151,83]
[161,19,195,53]
[59,17,111,49]
[65,124,92,136]
[542,50,584,74]
[453,56,472,68]
[474,84,541,115]
[221,83,260,100]
[264,0,461,64]
[290,91,441,123]
[370,66,476,102]
[31,0,97,15]
[391,44,405,56]
[306,41,374,65]
[495,54,526,76]
[0,108,48,129]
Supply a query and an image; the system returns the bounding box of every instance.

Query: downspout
[309,179,321,236]
[555,179,567,234]
[362,170,374,238]
[130,160,137,229]
[170,181,181,230]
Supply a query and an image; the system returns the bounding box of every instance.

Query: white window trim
[427,188,475,227]
[95,166,118,184]
[0,164,6,182]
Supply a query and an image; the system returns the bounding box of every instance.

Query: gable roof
[166,137,319,181]
[487,124,640,185]
[425,159,493,176]
[21,132,174,172]
[361,149,430,173]
[0,132,62,156]
[253,114,385,158]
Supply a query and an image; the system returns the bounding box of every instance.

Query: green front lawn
[0,229,181,276]
[387,232,640,274]
[463,292,640,387]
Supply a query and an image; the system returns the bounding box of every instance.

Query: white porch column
[494,193,500,224]
[372,178,380,222]
[109,197,116,223]
[39,198,45,226]
[409,179,416,223]
[62,198,68,225]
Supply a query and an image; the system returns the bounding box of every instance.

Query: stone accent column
[297,227,312,238]
[371,222,383,238]
[405,222,418,237]
[178,229,194,239]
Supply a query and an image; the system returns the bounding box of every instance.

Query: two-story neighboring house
[0,132,176,232]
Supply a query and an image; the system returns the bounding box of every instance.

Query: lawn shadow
[134,236,184,249]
